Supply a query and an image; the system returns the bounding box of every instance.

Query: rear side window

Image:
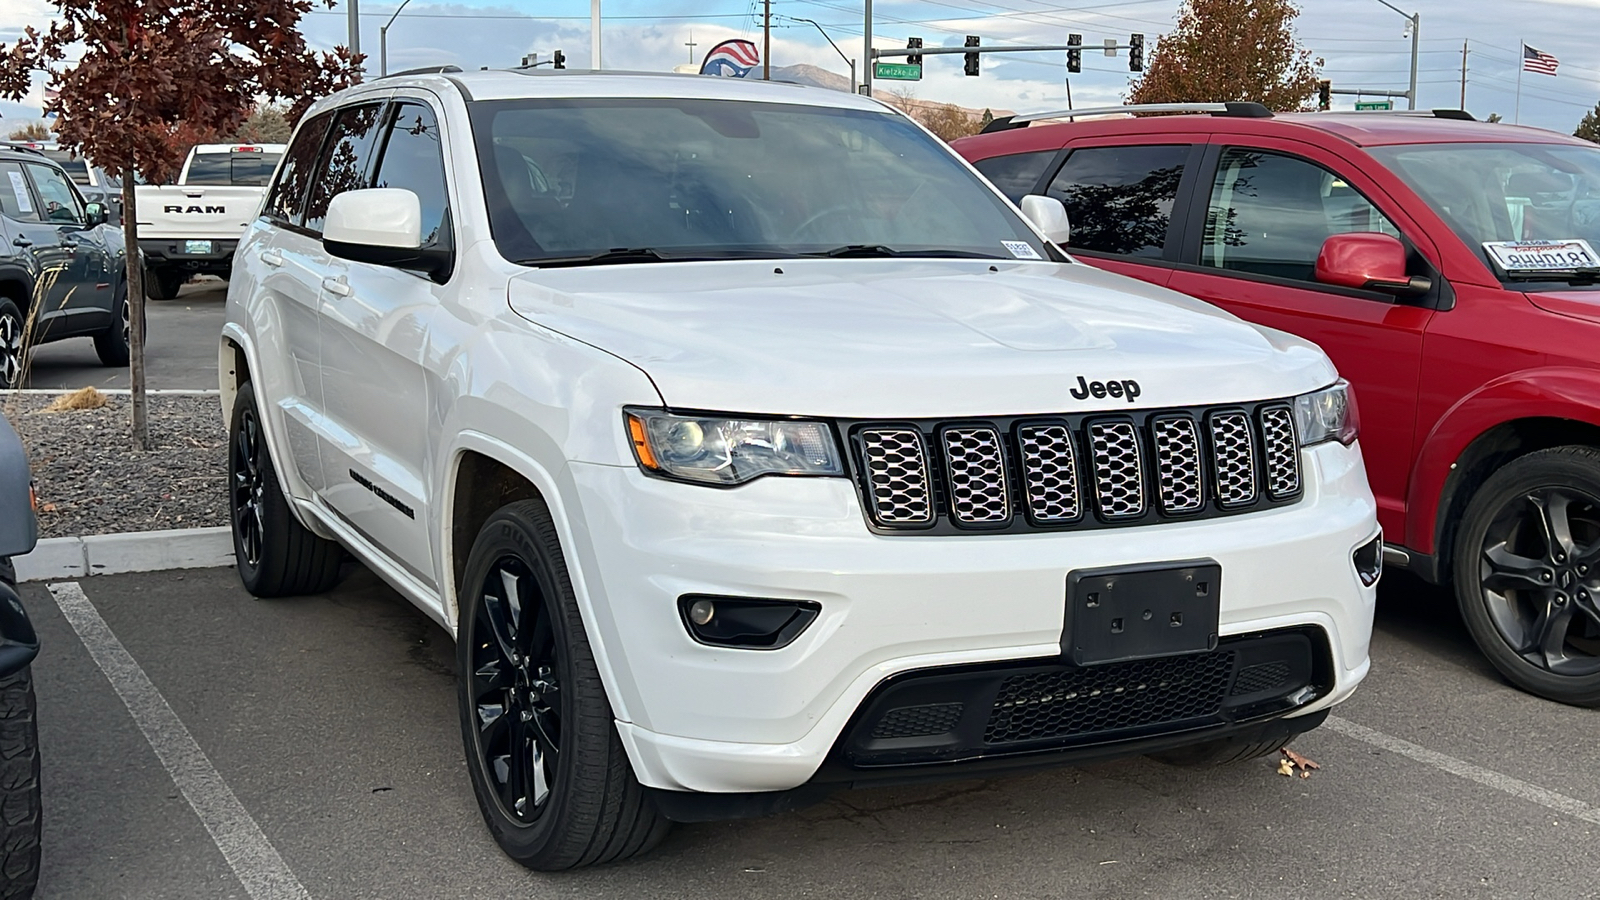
[264,111,335,227]
[303,103,386,234]
[0,161,39,220]
[1044,145,1189,258]
[370,101,452,250]
[972,150,1058,203]
[186,150,285,186]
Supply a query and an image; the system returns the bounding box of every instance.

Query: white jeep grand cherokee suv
[221,67,1381,870]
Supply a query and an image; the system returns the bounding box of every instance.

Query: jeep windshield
[1371,141,1600,289]
[470,97,1053,266]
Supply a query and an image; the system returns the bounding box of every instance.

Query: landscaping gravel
[3,392,227,539]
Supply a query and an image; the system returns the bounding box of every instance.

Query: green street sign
[1354,100,1393,111]
[874,61,922,81]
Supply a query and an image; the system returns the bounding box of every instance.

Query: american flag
[1522,44,1559,76]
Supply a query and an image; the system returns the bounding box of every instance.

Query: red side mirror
[1314,232,1430,296]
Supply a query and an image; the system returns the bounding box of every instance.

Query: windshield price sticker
[1483,239,1600,272]
[1002,240,1042,260]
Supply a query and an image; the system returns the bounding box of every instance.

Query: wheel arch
[1409,368,1600,576]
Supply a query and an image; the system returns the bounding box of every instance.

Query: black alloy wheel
[457,500,668,870]
[1477,487,1600,676]
[94,282,131,367]
[231,401,267,570]
[0,299,24,389]
[1456,447,1600,706]
[470,555,564,824]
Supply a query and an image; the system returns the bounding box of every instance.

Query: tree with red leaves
[1127,0,1319,112]
[0,0,361,447]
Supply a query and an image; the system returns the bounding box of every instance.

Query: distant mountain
[768,64,853,92]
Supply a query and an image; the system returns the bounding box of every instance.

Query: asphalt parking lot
[24,279,227,391]
[15,565,1599,899]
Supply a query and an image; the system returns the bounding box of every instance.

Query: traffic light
[907,36,923,67]
[1067,33,1081,74]
[964,35,979,76]
[553,49,566,69]
[1317,79,1331,110]
[1129,33,1144,72]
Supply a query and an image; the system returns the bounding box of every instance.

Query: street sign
[1355,100,1393,110]
[874,61,922,80]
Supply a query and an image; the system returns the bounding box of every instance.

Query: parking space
[18,567,1599,899]
[24,279,227,391]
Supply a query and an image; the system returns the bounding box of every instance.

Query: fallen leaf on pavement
[1280,747,1321,779]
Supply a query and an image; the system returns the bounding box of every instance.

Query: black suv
[0,143,128,387]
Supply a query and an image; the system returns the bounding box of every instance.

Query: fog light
[688,599,716,626]
[1353,534,1383,587]
[678,595,821,650]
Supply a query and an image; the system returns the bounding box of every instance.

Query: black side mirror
[84,202,108,227]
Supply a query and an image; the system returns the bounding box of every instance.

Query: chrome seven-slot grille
[849,401,1302,534]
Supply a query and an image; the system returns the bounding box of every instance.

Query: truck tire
[228,380,344,597]
[145,267,184,301]
[94,281,131,367]
[0,667,41,900]
[457,499,669,870]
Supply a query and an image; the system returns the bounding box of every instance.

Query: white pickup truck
[135,142,283,299]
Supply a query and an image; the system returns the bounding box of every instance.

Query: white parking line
[1326,715,1600,826]
[46,582,312,900]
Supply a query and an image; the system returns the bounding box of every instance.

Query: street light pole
[348,0,361,71]
[787,17,856,92]
[862,0,872,96]
[592,0,602,69]
[1374,0,1419,110]
[379,0,416,76]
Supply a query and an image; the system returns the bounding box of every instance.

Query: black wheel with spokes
[458,499,668,870]
[94,280,131,367]
[227,380,343,598]
[0,298,26,389]
[1455,446,1600,706]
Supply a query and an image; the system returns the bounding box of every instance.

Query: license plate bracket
[184,239,213,255]
[1065,560,1221,666]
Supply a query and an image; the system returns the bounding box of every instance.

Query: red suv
[956,105,1600,706]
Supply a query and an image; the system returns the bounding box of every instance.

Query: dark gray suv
[0,143,128,387]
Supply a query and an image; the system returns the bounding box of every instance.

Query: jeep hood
[506,259,1338,418]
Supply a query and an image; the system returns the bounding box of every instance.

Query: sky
[0,0,1597,135]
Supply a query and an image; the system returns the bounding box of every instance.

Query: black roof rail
[379,65,463,79]
[1313,108,1476,121]
[978,101,1273,134]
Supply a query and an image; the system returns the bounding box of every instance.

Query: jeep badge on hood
[1070,376,1141,402]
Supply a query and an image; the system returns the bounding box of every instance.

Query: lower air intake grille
[1231,660,1293,696]
[871,702,966,739]
[984,652,1236,744]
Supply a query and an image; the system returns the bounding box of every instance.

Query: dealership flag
[1522,44,1559,76]
[699,39,759,77]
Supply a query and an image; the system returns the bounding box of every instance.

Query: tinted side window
[25,163,84,224]
[303,104,385,234]
[1044,145,1188,258]
[264,111,335,227]
[1202,149,1401,283]
[371,102,451,249]
[973,150,1058,203]
[0,162,40,221]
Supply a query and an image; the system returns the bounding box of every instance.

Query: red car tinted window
[972,150,1057,203]
[1043,144,1188,258]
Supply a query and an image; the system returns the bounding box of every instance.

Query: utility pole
[862,0,872,95]
[1460,39,1468,109]
[591,0,601,69]
[763,0,771,80]
[348,0,361,71]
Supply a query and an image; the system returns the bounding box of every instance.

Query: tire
[1453,446,1600,706]
[228,380,343,597]
[0,668,41,900]
[457,499,669,870]
[93,280,131,367]
[0,558,12,591]
[0,299,25,389]
[144,267,183,301]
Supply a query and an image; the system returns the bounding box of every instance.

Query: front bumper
[567,439,1377,795]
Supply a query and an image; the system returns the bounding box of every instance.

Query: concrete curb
[14,526,233,582]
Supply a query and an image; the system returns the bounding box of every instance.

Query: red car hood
[1527,289,1600,325]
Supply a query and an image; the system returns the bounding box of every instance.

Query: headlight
[625,409,844,486]
[1293,379,1358,446]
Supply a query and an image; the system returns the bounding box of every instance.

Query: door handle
[259,250,284,267]
[321,276,352,297]
[11,236,31,248]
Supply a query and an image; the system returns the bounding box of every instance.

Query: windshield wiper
[527,247,678,267]
[808,244,1004,260]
